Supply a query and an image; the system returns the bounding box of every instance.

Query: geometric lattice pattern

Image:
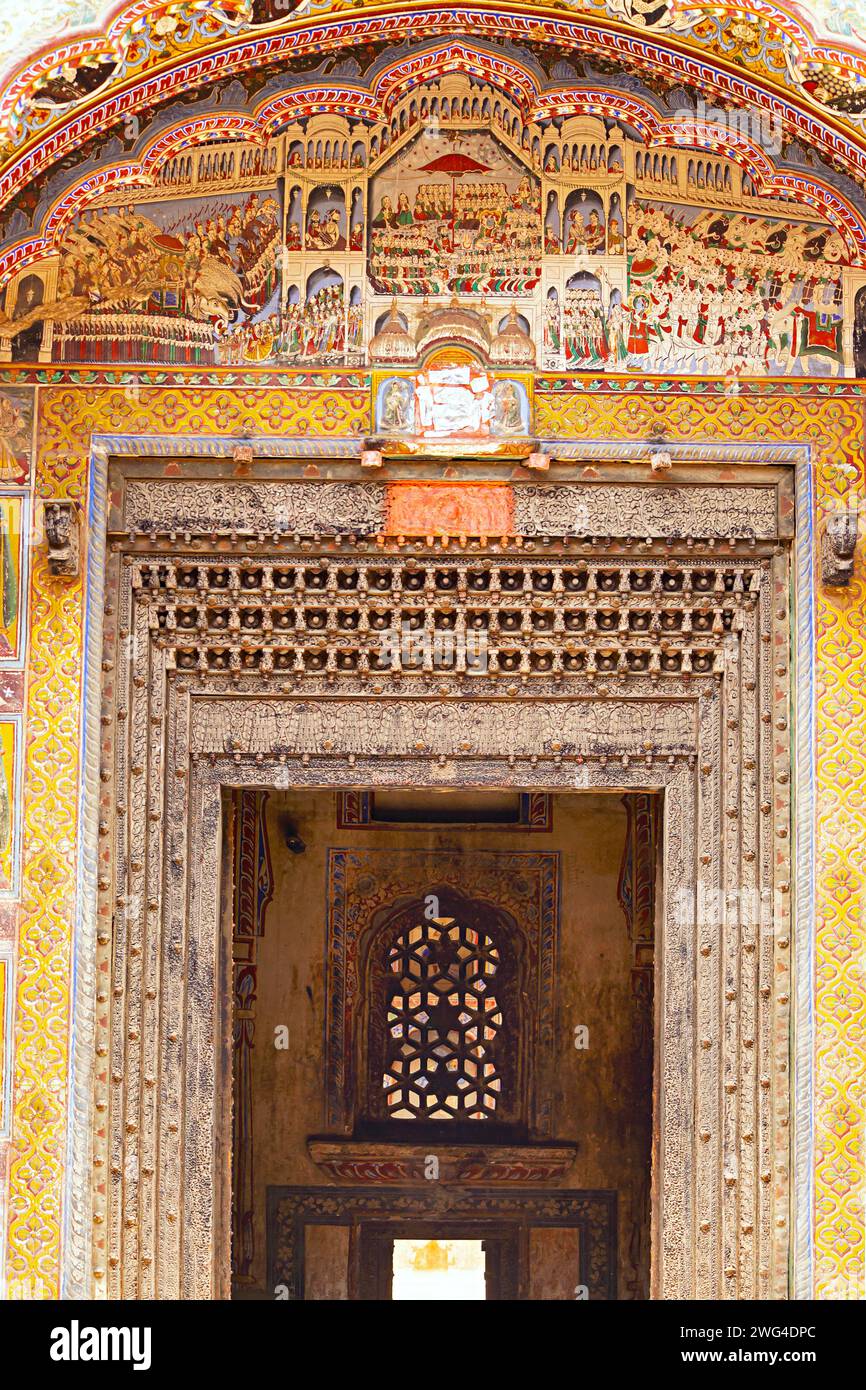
[383,916,503,1121]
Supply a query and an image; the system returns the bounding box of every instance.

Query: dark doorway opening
[229,787,657,1299]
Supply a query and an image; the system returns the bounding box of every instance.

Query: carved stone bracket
[44,500,80,578]
[821,507,859,586]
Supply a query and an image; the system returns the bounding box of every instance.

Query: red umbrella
[419,154,491,175]
[419,153,492,241]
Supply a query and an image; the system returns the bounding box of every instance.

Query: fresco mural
[0,944,10,1139]
[0,390,33,484]
[621,200,850,375]
[375,365,530,441]
[0,82,862,375]
[368,131,542,296]
[51,191,280,365]
[221,270,360,366]
[0,499,24,666]
[0,3,864,1314]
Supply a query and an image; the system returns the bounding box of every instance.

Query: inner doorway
[227,786,657,1299]
[392,1238,486,1300]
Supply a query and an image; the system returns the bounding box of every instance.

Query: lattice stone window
[381,912,508,1122]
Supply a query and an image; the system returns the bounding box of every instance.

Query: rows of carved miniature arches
[156,624,726,677]
[132,554,762,675]
[131,558,764,596]
[156,602,740,638]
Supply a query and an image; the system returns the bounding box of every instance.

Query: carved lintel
[307,1139,577,1185]
[822,507,859,586]
[44,500,80,579]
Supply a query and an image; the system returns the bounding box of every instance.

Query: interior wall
[240,788,653,1298]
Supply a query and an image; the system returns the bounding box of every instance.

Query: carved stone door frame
[64,442,812,1301]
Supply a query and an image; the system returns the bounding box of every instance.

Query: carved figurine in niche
[44,500,79,578]
[381,378,414,433]
[491,380,525,435]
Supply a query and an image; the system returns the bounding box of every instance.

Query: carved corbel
[231,424,256,467]
[649,448,672,474]
[44,500,80,579]
[822,506,859,587]
[526,451,550,472]
[645,430,673,475]
[361,448,384,469]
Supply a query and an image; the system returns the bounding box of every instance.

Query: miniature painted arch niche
[358,888,529,1136]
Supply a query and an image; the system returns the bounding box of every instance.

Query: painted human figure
[381,379,412,432]
[544,296,561,354]
[566,207,605,255]
[608,218,624,255]
[491,381,524,434]
[373,196,397,229]
[626,295,655,358]
[305,209,324,248]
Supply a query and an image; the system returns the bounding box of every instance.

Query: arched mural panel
[0,75,861,376]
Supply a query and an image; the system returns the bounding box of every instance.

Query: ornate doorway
[242,787,651,1299]
[88,457,794,1300]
